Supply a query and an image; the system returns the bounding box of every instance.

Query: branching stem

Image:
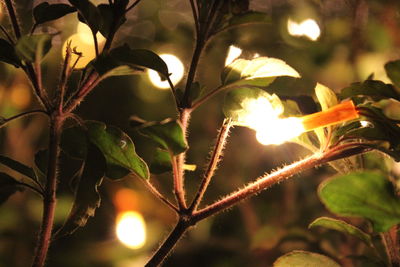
[4,0,21,39]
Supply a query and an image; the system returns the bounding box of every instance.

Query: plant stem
[4,0,21,39]
[182,38,205,108]
[171,153,187,210]
[126,0,143,13]
[145,219,191,267]
[142,179,179,213]
[189,118,232,212]
[32,114,64,267]
[192,152,327,222]
[381,227,400,267]
[0,24,14,43]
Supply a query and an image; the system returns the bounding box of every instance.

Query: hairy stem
[171,153,187,210]
[145,219,191,267]
[381,227,400,267]
[189,118,232,212]
[31,114,64,267]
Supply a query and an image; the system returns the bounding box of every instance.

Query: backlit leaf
[0,155,36,180]
[15,34,53,62]
[0,172,23,205]
[318,172,400,232]
[341,80,400,101]
[384,60,400,88]
[139,119,188,155]
[86,121,149,180]
[309,217,373,247]
[150,149,172,174]
[69,0,101,33]
[273,250,340,267]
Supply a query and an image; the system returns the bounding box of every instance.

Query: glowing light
[287,18,321,41]
[225,45,242,66]
[10,83,31,109]
[77,22,106,44]
[148,54,184,89]
[238,98,359,146]
[360,120,371,127]
[116,211,146,249]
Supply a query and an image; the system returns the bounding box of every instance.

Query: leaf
[91,53,144,80]
[309,217,373,247]
[110,45,169,77]
[61,126,88,160]
[222,57,300,87]
[384,60,400,88]
[150,149,172,174]
[139,119,188,155]
[226,11,271,28]
[0,155,36,180]
[318,172,400,232]
[273,250,340,267]
[97,4,114,37]
[85,121,149,180]
[56,144,105,237]
[341,80,400,101]
[68,0,101,33]
[15,34,53,62]
[0,172,22,205]
[315,83,338,111]
[33,2,76,25]
[223,87,283,122]
[0,39,21,67]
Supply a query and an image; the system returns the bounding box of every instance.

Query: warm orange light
[238,98,359,145]
[301,101,359,131]
[114,189,138,212]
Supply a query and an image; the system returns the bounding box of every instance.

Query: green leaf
[315,83,338,111]
[0,155,36,180]
[56,144,105,237]
[223,87,283,123]
[15,34,53,62]
[139,119,188,155]
[85,121,149,180]
[318,172,400,232]
[341,80,400,101]
[221,57,300,87]
[273,250,340,267]
[384,60,400,88]
[33,2,76,25]
[68,0,101,33]
[110,45,169,77]
[226,11,271,28]
[0,172,22,205]
[61,126,88,160]
[97,4,127,37]
[91,53,144,80]
[309,217,373,247]
[0,39,21,67]
[150,149,172,174]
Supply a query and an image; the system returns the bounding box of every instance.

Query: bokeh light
[287,18,321,41]
[76,22,106,44]
[116,211,146,249]
[10,83,31,109]
[148,54,184,89]
[225,45,242,66]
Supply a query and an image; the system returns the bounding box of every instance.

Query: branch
[189,118,232,212]
[171,152,187,210]
[126,0,143,13]
[189,0,199,36]
[0,109,49,128]
[141,178,179,213]
[4,0,21,39]
[0,24,15,43]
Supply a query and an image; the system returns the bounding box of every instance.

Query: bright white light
[116,211,146,249]
[360,120,371,127]
[148,54,184,89]
[77,22,106,44]
[225,45,242,66]
[237,97,305,145]
[287,18,321,41]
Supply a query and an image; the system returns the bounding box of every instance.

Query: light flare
[287,18,321,41]
[238,97,359,146]
[148,54,184,89]
[116,211,146,249]
[225,45,242,66]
